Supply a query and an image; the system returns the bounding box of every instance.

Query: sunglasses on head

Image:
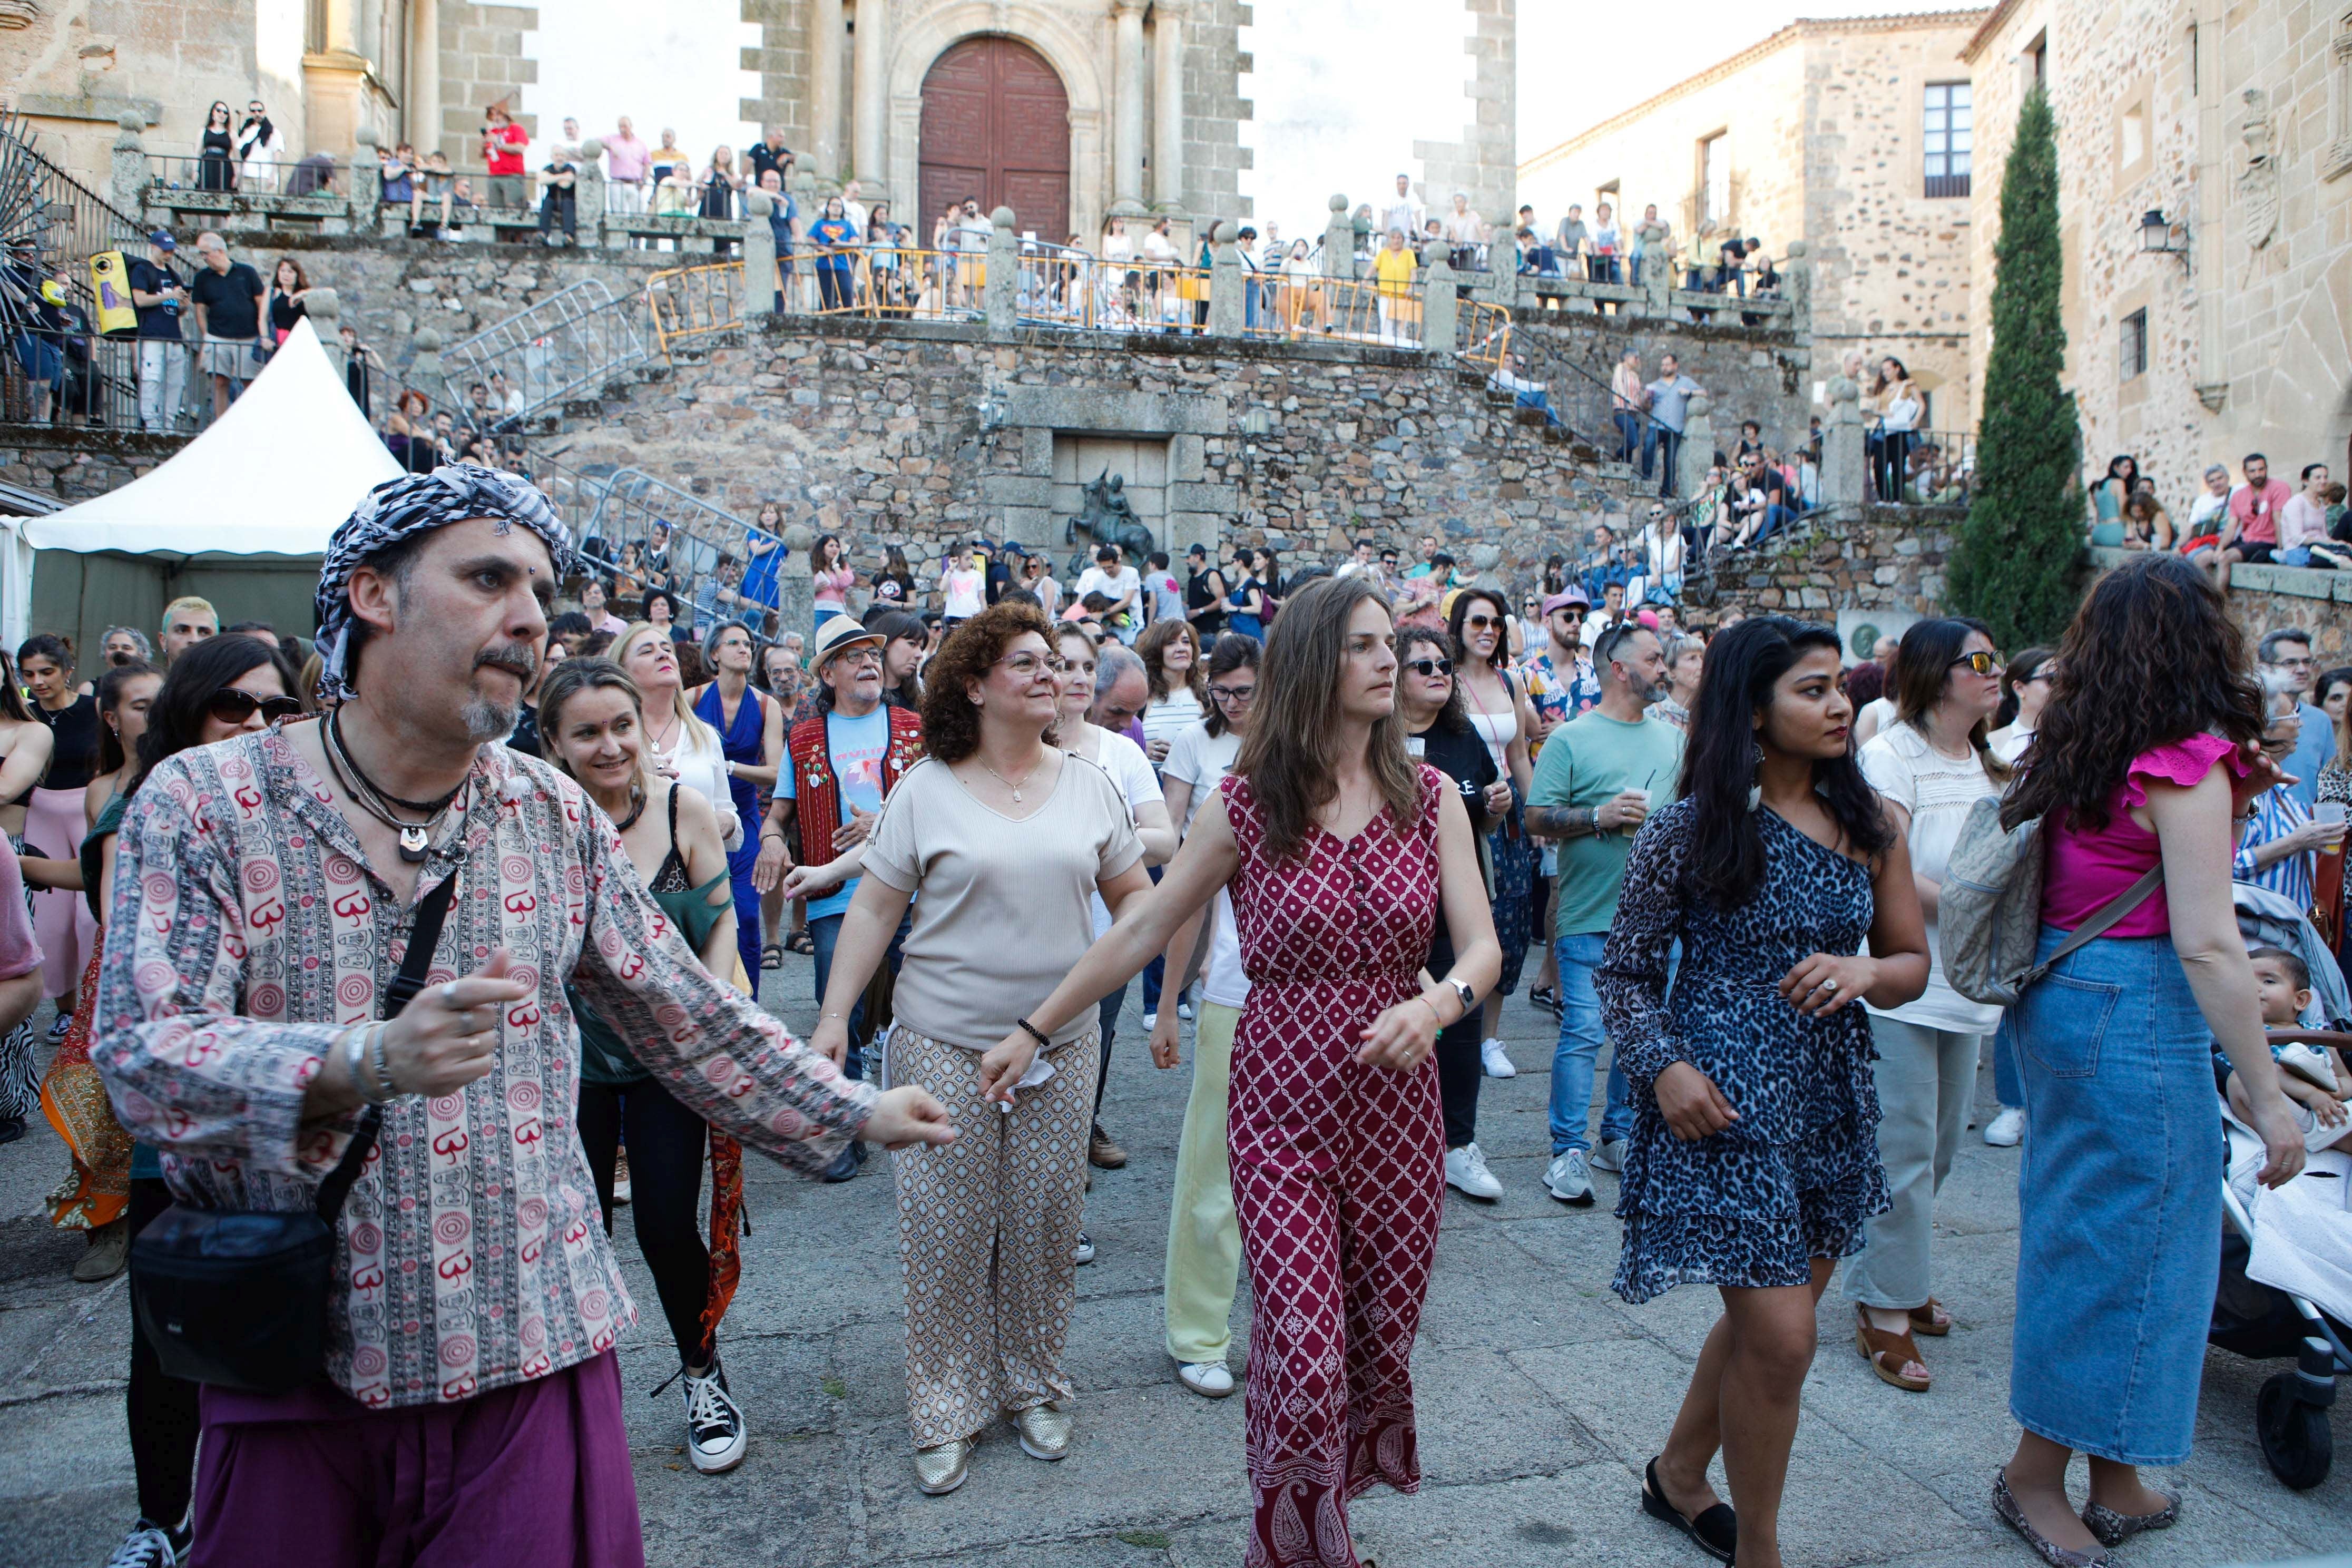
[209,689,304,726]
[1948,651,1999,677]
[1405,656,1455,678]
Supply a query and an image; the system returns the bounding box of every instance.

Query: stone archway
[2257,246,2352,472]
[888,2,1108,242]
[919,36,1071,242]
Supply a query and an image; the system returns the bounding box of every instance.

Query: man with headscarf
[95,464,952,1564]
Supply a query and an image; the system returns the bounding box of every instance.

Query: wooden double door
[918,35,1071,244]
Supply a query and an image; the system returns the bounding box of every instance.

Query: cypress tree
[1947,88,2084,649]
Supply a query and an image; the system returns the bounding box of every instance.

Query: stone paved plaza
[3,956,2347,1566]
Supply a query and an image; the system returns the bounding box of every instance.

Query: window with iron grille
[2120,308,2149,381]
[1925,83,1973,198]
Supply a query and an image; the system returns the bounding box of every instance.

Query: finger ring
[441,982,460,1006]
[1821,977,1840,993]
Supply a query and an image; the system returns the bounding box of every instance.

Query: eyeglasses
[1948,652,2000,677]
[830,647,883,668]
[208,689,305,726]
[1462,614,1501,631]
[996,652,1068,679]
[1209,683,1257,705]
[1405,657,1455,678]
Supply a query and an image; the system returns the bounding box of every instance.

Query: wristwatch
[1448,977,1477,1018]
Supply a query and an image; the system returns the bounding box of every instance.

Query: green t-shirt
[1528,709,1685,937]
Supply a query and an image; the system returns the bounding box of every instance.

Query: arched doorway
[919,35,1071,244]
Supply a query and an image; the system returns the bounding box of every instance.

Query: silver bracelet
[367,1021,401,1103]
[340,1025,373,1103]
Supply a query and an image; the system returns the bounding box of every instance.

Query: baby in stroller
[2220,947,2352,1154]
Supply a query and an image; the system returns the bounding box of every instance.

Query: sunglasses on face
[209,689,304,726]
[1405,657,1455,678]
[1949,652,2000,677]
[1463,614,1501,631]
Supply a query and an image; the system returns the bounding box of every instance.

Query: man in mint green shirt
[1523,622,1684,1204]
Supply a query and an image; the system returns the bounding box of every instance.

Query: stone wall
[1706,505,1957,624]
[436,2,544,163]
[0,427,185,509]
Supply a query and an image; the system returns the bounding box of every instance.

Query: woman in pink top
[1989,554,2304,1566]
[810,533,856,630]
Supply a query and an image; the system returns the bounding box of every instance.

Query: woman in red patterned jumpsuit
[988,575,1501,1567]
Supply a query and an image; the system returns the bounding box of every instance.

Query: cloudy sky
[523,1,1917,236]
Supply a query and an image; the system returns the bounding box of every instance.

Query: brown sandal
[1855,1305,1931,1390]
[1909,1298,1953,1337]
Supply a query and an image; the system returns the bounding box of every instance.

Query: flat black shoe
[820,1142,859,1183]
[0,1115,23,1145]
[1643,1457,1736,1564]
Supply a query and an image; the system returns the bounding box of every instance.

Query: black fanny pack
[129,874,456,1392]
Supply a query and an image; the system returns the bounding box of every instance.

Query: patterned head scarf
[313,462,573,703]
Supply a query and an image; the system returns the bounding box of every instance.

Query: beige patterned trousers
[888,1023,1099,1448]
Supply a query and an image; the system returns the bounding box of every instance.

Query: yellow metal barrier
[646,262,744,353]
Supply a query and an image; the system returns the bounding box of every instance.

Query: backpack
[1938,793,2165,1007]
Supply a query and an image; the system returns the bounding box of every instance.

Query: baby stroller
[2210,885,2352,1489]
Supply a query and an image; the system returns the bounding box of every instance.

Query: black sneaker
[105,1520,184,1567]
[682,1360,749,1473]
[821,1142,859,1183]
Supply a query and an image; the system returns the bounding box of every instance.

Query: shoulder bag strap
[2025,861,2165,988]
[315,870,460,1225]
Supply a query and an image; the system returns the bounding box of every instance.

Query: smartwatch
[1448,977,1476,1017]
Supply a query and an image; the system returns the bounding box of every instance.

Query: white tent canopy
[2,317,400,647]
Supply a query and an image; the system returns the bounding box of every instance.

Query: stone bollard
[1783,238,1814,349]
[1822,375,1866,518]
[111,110,148,218]
[1208,221,1244,337]
[1642,242,1673,317]
[351,126,382,230]
[409,325,446,408]
[1423,256,1458,354]
[779,522,816,639]
[1678,390,1713,503]
[742,187,779,320]
[984,205,1018,336]
[574,136,606,244]
[1322,194,1353,280]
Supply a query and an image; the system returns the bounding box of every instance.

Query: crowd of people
[0,450,2342,1568]
[2088,449,2352,592]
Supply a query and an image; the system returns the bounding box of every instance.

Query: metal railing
[1875,427,1975,506]
[647,261,742,352]
[436,279,650,423]
[1242,269,1429,348]
[1456,299,1512,373]
[140,149,341,198]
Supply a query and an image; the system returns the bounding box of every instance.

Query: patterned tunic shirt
[96,727,877,1408]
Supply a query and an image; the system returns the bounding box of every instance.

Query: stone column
[780,524,816,640]
[350,125,383,230]
[743,188,779,320]
[1112,1,1148,213]
[810,0,845,181]
[852,0,890,194]
[1208,221,1242,336]
[1677,391,1713,503]
[1152,0,1184,212]
[1322,194,1351,279]
[1423,255,1457,351]
[1821,376,1866,517]
[984,205,1018,336]
[407,0,442,165]
[575,136,607,244]
[111,111,148,215]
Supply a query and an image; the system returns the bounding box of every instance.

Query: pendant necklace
[324,708,467,864]
[975,749,1043,803]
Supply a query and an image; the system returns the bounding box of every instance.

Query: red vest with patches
[789,703,925,867]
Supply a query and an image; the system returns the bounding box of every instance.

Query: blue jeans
[1613,410,1642,464]
[1548,933,1634,1155]
[1640,425,1683,496]
[1748,503,1798,546]
[1140,864,1167,1013]
[1993,1029,2022,1106]
[809,907,910,1084]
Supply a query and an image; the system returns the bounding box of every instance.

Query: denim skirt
[2001,926,2221,1465]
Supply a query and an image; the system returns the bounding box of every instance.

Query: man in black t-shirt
[128,231,191,430]
[746,128,793,189]
[188,231,264,419]
[1724,450,1797,548]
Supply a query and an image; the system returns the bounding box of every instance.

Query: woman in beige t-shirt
[810,601,1148,1496]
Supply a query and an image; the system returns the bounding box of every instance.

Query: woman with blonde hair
[613,622,743,864]
[994,575,1499,1565]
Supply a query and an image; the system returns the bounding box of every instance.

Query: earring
[1746,743,1765,813]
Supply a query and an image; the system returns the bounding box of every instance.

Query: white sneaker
[1072,1230,1096,1266]
[1590,1136,1628,1174]
[681,1360,749,1473]
[1984,1106,2025,1148]
[1143,1012,1158,1030]
[1479,1036,1518,1078]
[1544,1148,1594,1207]
[1444,1142,1504,1200]
[1176,1358,1235,1398]
[1177,1002,1194,1021]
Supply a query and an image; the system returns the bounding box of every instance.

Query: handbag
[129,872,459,1391]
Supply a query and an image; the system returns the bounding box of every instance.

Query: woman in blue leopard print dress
[1597,616,1928,1568]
